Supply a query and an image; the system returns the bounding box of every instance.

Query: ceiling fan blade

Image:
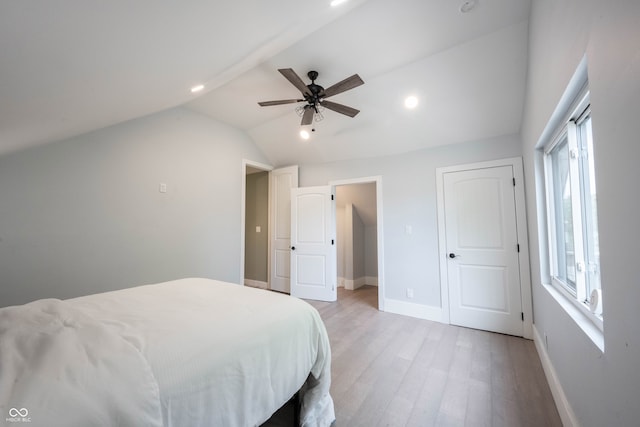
[321,100,360,118]
[301,107,314,125]
[279,68,312,96]
[258,99,303,106]
[321,74,364,98]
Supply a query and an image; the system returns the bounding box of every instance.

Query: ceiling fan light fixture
[300,129,311,140]
[404,95,419,109]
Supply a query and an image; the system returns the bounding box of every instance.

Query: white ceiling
[0,0,531,165]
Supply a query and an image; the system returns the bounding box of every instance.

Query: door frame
[240,159,273,288]
[436,157,533,339]
[329,176,385,312]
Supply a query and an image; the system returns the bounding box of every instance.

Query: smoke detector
[459,1,477,13]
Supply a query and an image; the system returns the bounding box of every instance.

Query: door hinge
[521,312,524,321]
[331,194,334,201]
[513,177,516,186]
[331,239,335,245]
[517,243,520,252]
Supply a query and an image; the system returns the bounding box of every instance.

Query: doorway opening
[241,160,272,289]
[331,177,384,311]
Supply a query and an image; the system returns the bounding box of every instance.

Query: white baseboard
[364,276,378,286]
[383,298,442,323]
[339,276,379,290]
[346,277,366,290]
[244,279,268,289]
[532,324,580,427]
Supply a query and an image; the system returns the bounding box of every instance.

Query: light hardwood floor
[265,286,561,427]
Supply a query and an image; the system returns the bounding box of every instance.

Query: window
[544,90,602,326]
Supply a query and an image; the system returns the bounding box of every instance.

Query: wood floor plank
[334,318,415,424]
[464,378,492,427]
[263,285,562,427]
[405,368,449,427]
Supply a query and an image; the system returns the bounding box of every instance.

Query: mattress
[0,278,335,427]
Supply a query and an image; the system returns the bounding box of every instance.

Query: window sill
[542,282,604,353]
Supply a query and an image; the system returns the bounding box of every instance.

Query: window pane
[578,116,601,296]
[551,137,577,292]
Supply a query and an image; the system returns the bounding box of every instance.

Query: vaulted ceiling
[0,0,530,165]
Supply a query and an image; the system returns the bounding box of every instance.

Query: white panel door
[269,166,298,293]
[444,166,523,336]
[290,186,337,302]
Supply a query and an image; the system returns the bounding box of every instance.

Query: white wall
[521,1,640,426]
[299,134,522,308]
[0,107,269,307]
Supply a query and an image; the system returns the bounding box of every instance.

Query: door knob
[291,246,296,251]
[449,253,458,259]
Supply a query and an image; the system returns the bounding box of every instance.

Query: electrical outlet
[407,288,414,298]
[159,183,167,193]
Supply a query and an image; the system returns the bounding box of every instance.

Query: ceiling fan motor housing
[305,71,324,105]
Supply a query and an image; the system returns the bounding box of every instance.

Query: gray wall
[521,1,640,425]
[364,225,377,279]
[0,107,268,307]
[339,203,365,282]
[352,206,365,280]
[244,171,269,282]
[336,205,346,280]
[299,134,522,307]
[336,184,378,285]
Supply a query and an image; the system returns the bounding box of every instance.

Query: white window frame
[542,89,603,331]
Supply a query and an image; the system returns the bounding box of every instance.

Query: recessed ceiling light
[459,0,477,13]
[404,95,419,109]
[330,0,347,7]
[300,129,311,140]
[190,84,205,93]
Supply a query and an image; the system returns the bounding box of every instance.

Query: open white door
[269,166,298,293]
[444,165,523,336]
[290,186,337,302]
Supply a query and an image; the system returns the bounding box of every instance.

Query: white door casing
[269,166,298,293]
[437,158,532,338]
[290,186,337,302]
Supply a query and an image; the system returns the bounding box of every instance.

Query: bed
[0,278,335,427]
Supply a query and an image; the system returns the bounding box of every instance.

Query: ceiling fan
[258,68,364,125]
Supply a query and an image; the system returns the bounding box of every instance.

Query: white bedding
[0,278,335,427]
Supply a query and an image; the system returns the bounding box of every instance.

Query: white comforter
[0,278,334,427]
